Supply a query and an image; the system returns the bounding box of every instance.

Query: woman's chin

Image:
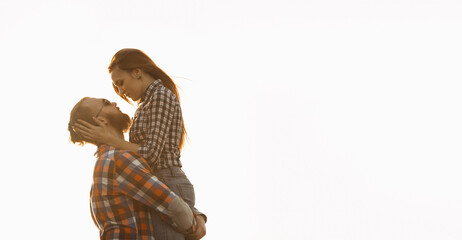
[129,95,140,102]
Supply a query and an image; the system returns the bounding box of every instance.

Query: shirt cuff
[181,212,198,235]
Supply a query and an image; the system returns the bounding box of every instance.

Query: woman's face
[111,66,144,101]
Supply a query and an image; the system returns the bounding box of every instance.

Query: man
[68,97,206,240]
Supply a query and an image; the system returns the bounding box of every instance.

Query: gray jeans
[151,167,196,240]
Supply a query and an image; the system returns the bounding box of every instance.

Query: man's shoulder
[115,149,141,160]
[98,145,138,161]
[113,150,152,174]
[98,145,149,167]
[115,149,150,165]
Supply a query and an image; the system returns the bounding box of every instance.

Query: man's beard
[107,111,132,133]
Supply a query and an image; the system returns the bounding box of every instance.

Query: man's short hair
[68,97,98,145]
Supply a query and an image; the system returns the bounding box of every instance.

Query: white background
[1,0,461,239]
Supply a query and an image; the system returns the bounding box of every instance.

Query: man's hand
[187,214,206,240]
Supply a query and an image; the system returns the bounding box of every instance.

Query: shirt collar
[95,144,113,157]
[139,79,162,104]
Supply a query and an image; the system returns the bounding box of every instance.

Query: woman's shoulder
[150,83,178,102]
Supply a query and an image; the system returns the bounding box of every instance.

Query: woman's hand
[74,118,114,145]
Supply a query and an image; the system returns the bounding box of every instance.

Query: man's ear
[94,117,109,126]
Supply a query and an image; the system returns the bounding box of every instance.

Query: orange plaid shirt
[90,145,195,240]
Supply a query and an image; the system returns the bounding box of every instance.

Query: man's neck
[108,127,125,141]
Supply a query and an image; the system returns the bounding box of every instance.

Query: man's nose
[111,102,117,107]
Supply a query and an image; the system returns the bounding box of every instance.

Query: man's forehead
[81,98,100,108]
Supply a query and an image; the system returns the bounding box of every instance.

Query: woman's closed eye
[115,80,124,86]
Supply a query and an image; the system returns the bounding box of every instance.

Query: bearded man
[68,97,204,240]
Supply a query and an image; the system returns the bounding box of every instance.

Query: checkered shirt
[130,79,183,170]
[90,144,195,240]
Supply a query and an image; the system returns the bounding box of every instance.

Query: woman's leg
[151,167,196,240]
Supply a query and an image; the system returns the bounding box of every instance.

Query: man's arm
[114,151,197,234]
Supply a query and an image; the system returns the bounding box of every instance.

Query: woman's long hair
[108,48,187,149]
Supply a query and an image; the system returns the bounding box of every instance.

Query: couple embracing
[68,49,207,240]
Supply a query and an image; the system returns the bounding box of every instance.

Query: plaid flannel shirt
[90,145,196,240]
[130,79,206,221]
[130,79,183,170]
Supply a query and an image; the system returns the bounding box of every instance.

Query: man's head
[68,97,132,145]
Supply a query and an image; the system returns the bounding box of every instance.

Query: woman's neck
[141,74,157,93]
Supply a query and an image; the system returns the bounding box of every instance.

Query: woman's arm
[105,134,140,153]
[74,118,140,153]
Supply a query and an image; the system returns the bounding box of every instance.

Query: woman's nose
[118,86,125,95]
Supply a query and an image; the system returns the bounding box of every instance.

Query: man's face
[86,98,132,133]
[107,108,132,133]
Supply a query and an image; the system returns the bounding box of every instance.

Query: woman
[75,48,206,240]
